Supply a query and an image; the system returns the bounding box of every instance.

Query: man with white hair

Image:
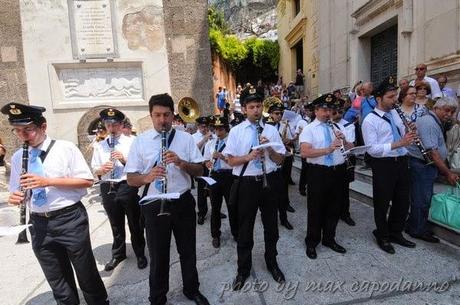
[406,96,459,243]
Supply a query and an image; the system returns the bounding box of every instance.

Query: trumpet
[106,133,116,195]
[326,120,354,170]
[393,104,433,165]
[256,119,269,189]
[16,142,30,244]
[157,128,170,216]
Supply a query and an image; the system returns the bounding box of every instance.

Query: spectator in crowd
[347,80,363,101]
[295,69,305,97]
[437,75,457,99]
[217,87,226,114]
[281,89,290,109]
[360,82,376,121]
[398,86,427,122]
[236,83,243,95]
[344,84,364,123]
[287,81,297,98]
[0,137,5,166]
[398,79,410,92]
[409,64,442,100]
[277,76,283,86]
[414,81,435,110]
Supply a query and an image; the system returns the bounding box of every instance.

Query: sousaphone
[178,97,200,123]
[262,96,282,117]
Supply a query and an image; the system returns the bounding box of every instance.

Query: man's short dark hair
[33,116,47,126]
[148,94,174,113]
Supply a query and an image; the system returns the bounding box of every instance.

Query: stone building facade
[278,0,460,97]
[0,0,213,161]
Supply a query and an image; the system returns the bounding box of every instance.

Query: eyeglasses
[11,126,38,135]
[415,67,426,71]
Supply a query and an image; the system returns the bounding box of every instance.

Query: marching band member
[91,108,147,271]
[2,102,109,305]
[331,102,357,226]
[296,104,313,197]
[300,94,352,259]
[203,116,238,248]
[266,99,294,230]
[125,94,210,305]
[362,76,417,254]
[192,116,213,225]
[223,86,287,290]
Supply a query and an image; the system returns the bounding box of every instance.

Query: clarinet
[17,142,30,244]
[326,120,354,170]
[106,133,116,194]
[204,139,219,191]
[256,120,269,189]
[393,104,434,165]
[157,128,170,216]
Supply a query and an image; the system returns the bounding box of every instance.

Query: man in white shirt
[192,116,213,225]
[203,116,237,248]
[331,102,356,227]
[437,75,457,99]
[3,102,108,305]
[223,85,287,290]
[125,94,210,305]
[300,94,353,260]
[295,105,312,196]
[91,108,146,271]
[362,76,417,254]
[409,63,442,100]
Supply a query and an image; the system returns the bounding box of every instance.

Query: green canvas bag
[429,182,460,233]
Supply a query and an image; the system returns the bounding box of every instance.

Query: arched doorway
[77,105,111,163]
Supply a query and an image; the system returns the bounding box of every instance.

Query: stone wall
[212,52,236,112]
[0,0,29,163]
[163,0,214,116]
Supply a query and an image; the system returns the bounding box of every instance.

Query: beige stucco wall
[278,0,460,96]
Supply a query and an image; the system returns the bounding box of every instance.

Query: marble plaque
[68,0,118,59]
[49,62,145,109]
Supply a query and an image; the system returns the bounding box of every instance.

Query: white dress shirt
[339,118,356,143]
[295,118,310,135]
[223,119,286,176]
[9,136,93,213]
[362,108,408,158]
[299,118,346,166]
[203,136,232,170]
[91,134,133,181]
[409,76,442,99]
[124,128,204,196]
[192,131,214,155]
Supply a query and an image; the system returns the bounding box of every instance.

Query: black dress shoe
[268,265,285,283]
[373,230,395,254]
[322,241,346,254]
[220,212,227,219]
[299,190,307,196]
[232,274,249,291]
[390,235,416,248]
[341,215,356,226]
[185,292,210,305]
[212,237,220,248]
[408,232,440,243]
[280,220,293,230]
[286,204,295,213]
[306,246,317,259]
[136,256,148,269]
[104,256,126,271]
[197,215,205,225]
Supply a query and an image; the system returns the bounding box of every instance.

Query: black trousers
[370,156,410,239]
[196,167,209,217]
[237,173,279,276]
[210,170,238,238]
[306,164,346,247]
[274,168,289,222]
[100,181,145,259]
[341,160,356,218]
[142,191,200,305]
[298,158,309,193]
[30,202,108,305]
[285,153,294,182]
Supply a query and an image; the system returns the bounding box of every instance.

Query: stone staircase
[293,155,460,247]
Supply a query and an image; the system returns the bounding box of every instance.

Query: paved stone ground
[0,168,459,305]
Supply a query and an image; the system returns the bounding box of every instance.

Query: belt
[212,169,232,174]
[308,163,346,171]
[240,172,276,182]
[30,202,82,218]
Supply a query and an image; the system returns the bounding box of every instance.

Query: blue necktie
[384,113,404,154]
[29,148,47,206]
[251,124,262,169]
[321,123,334,166]
[213,140,223,171]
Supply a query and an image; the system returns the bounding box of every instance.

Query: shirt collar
[373,107,387,117]
[35,135,51,152]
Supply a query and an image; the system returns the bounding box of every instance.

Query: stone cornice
[352,0,403,27]
[285,17,307,47]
